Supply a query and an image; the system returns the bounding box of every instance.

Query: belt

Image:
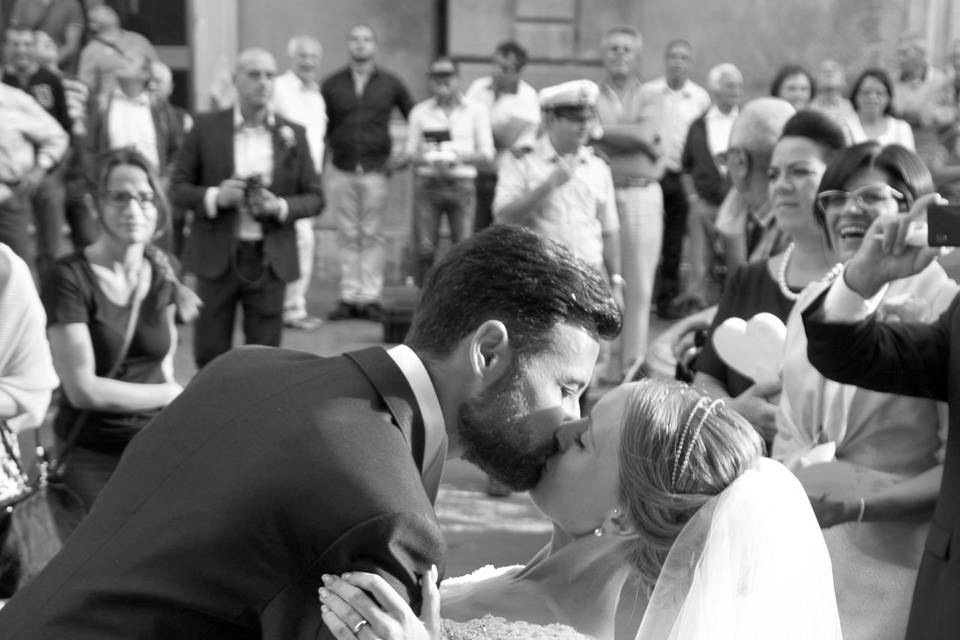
[613,176,656,188]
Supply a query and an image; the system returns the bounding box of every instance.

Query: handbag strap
[52,258,153,471]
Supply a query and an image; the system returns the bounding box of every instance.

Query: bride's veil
[634,458,842,640]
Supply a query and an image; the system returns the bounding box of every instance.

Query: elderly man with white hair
[674,62,743,313]
[273,35,327,331]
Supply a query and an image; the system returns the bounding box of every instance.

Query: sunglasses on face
[102,190,157,207]
[816,183,905,214]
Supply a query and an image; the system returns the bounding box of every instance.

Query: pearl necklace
[776,242,845,302]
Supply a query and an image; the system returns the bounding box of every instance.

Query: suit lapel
[345,347,443,501]
[270,120,283,189]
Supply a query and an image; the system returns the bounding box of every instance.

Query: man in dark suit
[803,202,959,639]
[0,224,621,638]
[172,47,324,368]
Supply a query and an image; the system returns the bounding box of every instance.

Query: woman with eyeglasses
[41,148,187,509]
[774,141,957,640]
[846,68,915,150]
[693,110,847,445]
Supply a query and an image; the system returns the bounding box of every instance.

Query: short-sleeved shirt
[405,94,494,179]
[494,135,618,269]
[694,259,797,398]
[42,253,175,453]
[637,76,710,172]
[596,76,659,182]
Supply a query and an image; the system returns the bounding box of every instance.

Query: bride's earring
[593,526,604,537]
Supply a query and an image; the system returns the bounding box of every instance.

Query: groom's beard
[457,364,558,491]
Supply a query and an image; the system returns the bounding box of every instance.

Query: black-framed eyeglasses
[102,190,157,208]
[816,183,905,214]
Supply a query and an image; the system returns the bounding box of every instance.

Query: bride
[317,379,842,639]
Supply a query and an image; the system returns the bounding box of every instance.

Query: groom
[0,225,621,639]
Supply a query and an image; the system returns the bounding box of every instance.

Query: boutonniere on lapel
[278,125,297,151]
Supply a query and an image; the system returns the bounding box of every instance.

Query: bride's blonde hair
[617,380,763,593]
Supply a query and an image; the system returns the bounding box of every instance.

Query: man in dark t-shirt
[321,23,413,321]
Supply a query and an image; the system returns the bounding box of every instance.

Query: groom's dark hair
[405,224,621,357]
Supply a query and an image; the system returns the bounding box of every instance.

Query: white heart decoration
[712,312,787,385]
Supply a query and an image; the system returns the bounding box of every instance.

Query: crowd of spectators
[6,6,960,634]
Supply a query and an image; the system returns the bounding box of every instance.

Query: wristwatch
[611,274,626,287]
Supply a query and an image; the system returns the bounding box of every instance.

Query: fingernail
[319,587,329,599]
[341,572,351,579]
[321,574,333,585]
[321,604,330,614]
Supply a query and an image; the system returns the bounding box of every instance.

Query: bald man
[171,48,324,368]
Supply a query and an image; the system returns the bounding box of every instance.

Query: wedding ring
[352,619,369,634]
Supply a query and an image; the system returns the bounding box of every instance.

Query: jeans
[326,166,389,304]
[412,175,475,286]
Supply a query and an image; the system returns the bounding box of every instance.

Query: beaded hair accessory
[671,398,725,491]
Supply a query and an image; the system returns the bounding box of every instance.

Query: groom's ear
[606,506,636,537]
[469,320,514,384]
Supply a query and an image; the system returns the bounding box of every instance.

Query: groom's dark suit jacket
[171,108,325,283]
[804,292,960,640]
[0,346,446,639]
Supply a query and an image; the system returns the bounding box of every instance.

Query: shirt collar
[900,64,929,83]
[659,77,692,97]
[286,69,319,92]
[233,105,276,130]
[537,135,589,163]
[386,345,445,469]
[600,75,642,96]
[430,92,465,109]
[706,104,738,120]
[113,87,151,107]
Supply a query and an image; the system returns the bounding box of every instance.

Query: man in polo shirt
[637,39,710,319]
[322,23,413,322]
[405,56,493,285]
[594,24,663,380]
[464,41,540,232]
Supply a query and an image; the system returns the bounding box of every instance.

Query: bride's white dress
[435,460,839,640]
[440,566,595,640]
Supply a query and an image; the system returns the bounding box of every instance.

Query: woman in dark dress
[693,110,847,443]
[42,148,183,508]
